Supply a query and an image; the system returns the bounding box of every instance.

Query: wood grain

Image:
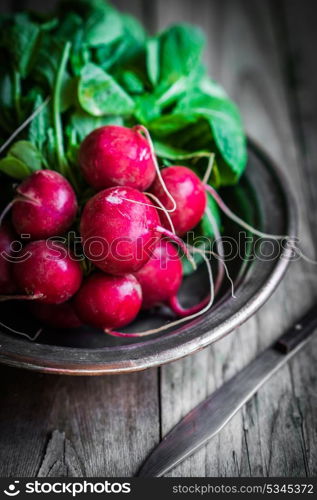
[0,0,316,478]
[155,0,317,477]
[0,366,159,476]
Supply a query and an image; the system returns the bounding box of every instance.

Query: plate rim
[0,138,298,375]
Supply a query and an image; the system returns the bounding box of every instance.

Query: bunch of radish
[0,124,243,338]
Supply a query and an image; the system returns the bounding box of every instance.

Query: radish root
[133,125,177,213]
[202,153,215,184]
[167,293,210,318]
[205,184,288,240]
[0,320,42,341]
[0,194,40,226]
[0,293,45,302]
[0,97,51,155]
[145,192,176,234]
[156,225,196,270]
[205,206,225,295]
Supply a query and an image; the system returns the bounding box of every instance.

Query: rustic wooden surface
[0,0,316,477]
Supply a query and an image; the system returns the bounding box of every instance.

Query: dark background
[0,0,316,478]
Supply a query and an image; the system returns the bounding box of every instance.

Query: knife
[138,304,317,477]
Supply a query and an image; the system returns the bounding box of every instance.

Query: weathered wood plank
[0,0,160,479]
[0,366,160,476]
[0,0,316,479]
[156,0,317,477]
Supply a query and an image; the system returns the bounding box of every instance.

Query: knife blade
[138,304,317,477]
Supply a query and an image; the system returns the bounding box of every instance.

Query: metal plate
[0,140,297,375]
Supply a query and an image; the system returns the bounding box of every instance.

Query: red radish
[79,125,156,191]
[134,239,210,317]
[150,166,207,236]
[0,224,16,294]
[74,273,142,330]
[80,186,193,276]
[134,240,183,309]
[106,246,214,338]
[11,170,77,240]
[29,301,82,329]
[13,240,82,304]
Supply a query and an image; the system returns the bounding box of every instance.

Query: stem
[168,205,226,318]
[205,184,288,240]
[133,125,177,213]
[0,97,51,155]
[168,294,210,318]
[144,192,176,234]
[202,153,215,184]
[0,200,15,226]
[206,186,316,265]
[0,194,41,226]
[156,76,187,107]
[196,247,236,299]
[205,206,225,295]
[53,41,71,176]
[0,319,42,342]
[156,225,196,270]
[13,71,22,121]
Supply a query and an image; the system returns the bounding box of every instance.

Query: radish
[74,273,142,330]
[0,224,16,294]
[13,240,82,304]
[106,246,214,338]
[134,239,211,316]
[29,301,82,329]
[150,166,207,236]
[79,125,156,191]
[80,186,194,276]
[10,170,77,240]
[134,240,183,309]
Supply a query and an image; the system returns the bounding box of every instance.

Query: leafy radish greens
[0,0,247,272]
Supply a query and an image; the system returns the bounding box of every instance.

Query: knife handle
[275,304,317,354]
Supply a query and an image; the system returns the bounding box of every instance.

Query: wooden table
[0,0,316,477]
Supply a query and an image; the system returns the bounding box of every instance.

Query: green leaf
[60,76,77,112]
[200,193,221,237]
[95,14,146,72]
[34,39,69,90]
[133,94,160,124]
[58,0,123,47]
[157,24,205,86]
[78,63,135,116]
[0,72,13,109]
[0,156,31,180]
[199,76,228,99]
[71,32,90,76]
[154,141,209,161]
[119,71,144,95]
[175,91,247,183]
[8,141,43,171]
[182,193,221,275]
[153,64,205,111]
[55,12,82,40]
[3,13,41,77]
[0,72,15,133]
[45,128,58,167]
[85,8,122,46]
[122,14,146,47]
[69,109,123,141]
[0,140,43,180]
[146,37,160,86]
[148,113,198,137]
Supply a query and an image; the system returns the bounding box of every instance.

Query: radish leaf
[78,63,135,116]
